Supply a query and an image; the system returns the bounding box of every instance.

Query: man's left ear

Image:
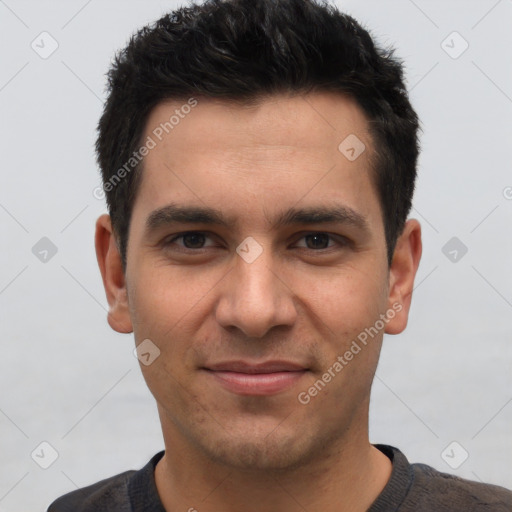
[385,219,422,335]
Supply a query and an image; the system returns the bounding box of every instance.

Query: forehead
[132,92,381,231]
[145,92,371,154]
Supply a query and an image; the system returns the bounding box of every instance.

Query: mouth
[202,360,308,396]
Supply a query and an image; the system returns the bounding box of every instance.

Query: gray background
[1,0,511,510]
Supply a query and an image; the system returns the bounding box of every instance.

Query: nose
[215,245,298,338]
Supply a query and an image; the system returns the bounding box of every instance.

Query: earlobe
[384,219,422,335]
[95,214,133,334]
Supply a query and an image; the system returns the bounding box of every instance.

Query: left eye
[294,233,340,250]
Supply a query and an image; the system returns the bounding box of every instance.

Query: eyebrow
[145,203,369,234]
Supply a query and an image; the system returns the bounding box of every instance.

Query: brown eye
[180,233,207,249]
[164,232,216,251]
[304,233,331,249]
[293,232,351,253]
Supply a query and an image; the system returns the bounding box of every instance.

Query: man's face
[115,92,407,470]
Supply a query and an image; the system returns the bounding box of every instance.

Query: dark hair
[96,0,419,268]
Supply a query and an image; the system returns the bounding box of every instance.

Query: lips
[205,360,307,373]
[203,360,308,395]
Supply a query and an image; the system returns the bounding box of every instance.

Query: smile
[202,361,308,396]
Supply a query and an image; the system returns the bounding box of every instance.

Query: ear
[384,219,422,335]
[95,214,133,333]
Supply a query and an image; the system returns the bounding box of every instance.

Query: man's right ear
[95,214,133,333]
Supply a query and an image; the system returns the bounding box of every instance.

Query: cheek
[288,264,387,334]
[128,265,216,337]
[127,266,225,388]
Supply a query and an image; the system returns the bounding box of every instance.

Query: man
[48,0,512,510]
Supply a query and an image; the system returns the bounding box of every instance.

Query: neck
[154,420,392,512]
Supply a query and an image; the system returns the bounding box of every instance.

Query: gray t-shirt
[47,444,512,511]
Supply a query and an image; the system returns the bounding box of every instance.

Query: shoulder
[407,461,512,511]
[373,444,512,512]
[46,451,165,512]
[47,470,135,512]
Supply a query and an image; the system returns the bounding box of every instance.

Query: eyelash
[162,231,350,253]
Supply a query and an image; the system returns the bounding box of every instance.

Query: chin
[206,439,305,471]
[192,420,325,472]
